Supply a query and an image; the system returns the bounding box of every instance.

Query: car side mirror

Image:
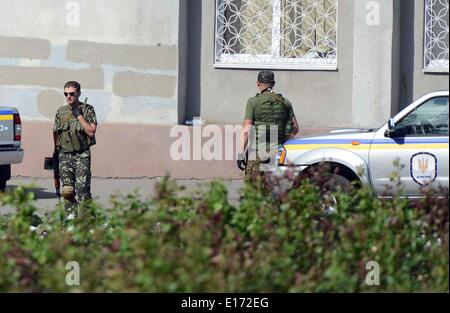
[385,118,396,137]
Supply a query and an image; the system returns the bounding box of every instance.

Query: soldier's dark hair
[257,71,275,84]
[64,81,81,92]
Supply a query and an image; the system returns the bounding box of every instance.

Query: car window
[395,96,449,137]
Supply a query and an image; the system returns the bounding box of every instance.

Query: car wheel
[0,179,6,192]
[323,173,352,193]
[0,164,11,192]
[321,174,352,214]
[293,164,355,214]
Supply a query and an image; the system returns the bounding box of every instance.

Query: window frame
[423,0,449,73]
[214,0,339,71]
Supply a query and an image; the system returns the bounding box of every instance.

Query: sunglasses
[64,92,77,97]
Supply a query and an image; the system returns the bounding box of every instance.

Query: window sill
[423,68,449,74]
[213,63,338,71]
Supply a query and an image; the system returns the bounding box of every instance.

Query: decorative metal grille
[215,0,338,69]
[424,0,449,71]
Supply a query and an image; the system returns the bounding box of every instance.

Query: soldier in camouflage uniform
[237,71,299,181]
[53,81,97,216]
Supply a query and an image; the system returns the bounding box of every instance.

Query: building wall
[1,0,203,179]
[399,0,449,111]
[410,0,449,101]
[2,0,448,179]
[184,0,203,121]
[352,0,399,128]
[196,0,448,130]
[0,0,181,125]
[196,0,355,129]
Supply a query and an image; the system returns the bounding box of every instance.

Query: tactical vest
[56,103,96,153]
[252,91,290,147]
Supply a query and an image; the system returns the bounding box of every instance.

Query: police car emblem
[410,152,437,186]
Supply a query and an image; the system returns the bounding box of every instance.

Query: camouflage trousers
[59,149,92,212]
[245,160,267,182]
[245,148,278,182]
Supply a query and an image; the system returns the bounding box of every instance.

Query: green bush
[0,170,448,292]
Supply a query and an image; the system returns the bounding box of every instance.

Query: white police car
[0,107,24,192]
[277,91,449,197]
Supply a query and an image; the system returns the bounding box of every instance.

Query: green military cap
[257,70,275,83]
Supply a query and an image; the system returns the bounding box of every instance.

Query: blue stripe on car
[287,138,449,145]
[0,110,14,115]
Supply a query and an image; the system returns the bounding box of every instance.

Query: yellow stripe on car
[285,143,448,151]
[0,115,13,121]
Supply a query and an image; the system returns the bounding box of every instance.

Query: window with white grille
[214,0,338,70]
[424,0,449,72]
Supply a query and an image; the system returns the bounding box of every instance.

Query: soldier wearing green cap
[237,71,299,180]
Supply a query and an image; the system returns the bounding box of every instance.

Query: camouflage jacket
[53,102,97,153]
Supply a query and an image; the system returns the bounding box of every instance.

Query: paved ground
[2,177,244,215]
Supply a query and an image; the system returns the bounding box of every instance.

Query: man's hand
[238,119,253,171]
[71,104,81,118]
[237,153,247,171]
[288,114,299,139]
[70,104,96,137]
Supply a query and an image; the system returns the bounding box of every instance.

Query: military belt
[60,149,89,155]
